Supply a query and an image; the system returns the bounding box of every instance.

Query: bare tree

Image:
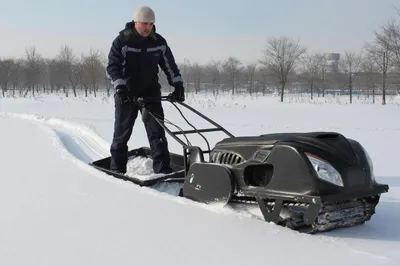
[205,60,221,95]
[300,53,325,99]
[9,59,23,96]
[360,55,380,103]
[365,18,400,104]
[75,60,89,96]
[181,58,191,90]
[47,59,64,93]
[222,57,242,95]
[24,46,43,96]
[243,63,257,95]
[259,37,306,102]
[190,62,203,94]
[338,51,363,104]
[389,9,400,69]
[100,55,113,96]
[58,44,79,97]
[255,66,267,95]
[81,49,104,97]
[38,59,50,93]
[0,58,14,97]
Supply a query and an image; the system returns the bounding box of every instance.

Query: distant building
[325,53,340,73]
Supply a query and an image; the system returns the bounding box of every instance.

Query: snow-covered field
[0,91,399,266]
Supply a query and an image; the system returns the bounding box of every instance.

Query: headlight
[362,147,376,182]
[306,153,344,187]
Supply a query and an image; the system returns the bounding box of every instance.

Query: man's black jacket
[106,22,183,97]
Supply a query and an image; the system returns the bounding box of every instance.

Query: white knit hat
[134,6,155,23]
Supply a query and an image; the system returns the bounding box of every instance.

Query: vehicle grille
[210,151,243,165]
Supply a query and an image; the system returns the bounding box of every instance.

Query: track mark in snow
[0,112,134,189]
[54,129,104,163]
[350,249,391,262]
[317,234,392,262]
[1,112,110,163]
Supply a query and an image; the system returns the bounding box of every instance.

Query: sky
[0,0,399,65]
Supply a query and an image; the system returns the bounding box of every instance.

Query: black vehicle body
[90,96,389,233]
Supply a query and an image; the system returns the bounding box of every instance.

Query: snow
[0,92,399,266]
[125,156,174,180]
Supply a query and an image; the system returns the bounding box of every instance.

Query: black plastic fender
[182,163,235,205]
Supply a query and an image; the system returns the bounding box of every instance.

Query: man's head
[133,6,155,37]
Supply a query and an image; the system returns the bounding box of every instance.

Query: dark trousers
[110,96,171,174]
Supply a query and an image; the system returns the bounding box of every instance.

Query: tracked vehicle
[90,96,389,233]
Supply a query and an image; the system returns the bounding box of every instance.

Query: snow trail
[1,93,399,265]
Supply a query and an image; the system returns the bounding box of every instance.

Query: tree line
[0,8,399,104]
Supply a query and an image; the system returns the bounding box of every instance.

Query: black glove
[115,85,131,105]
[168,84,185,102]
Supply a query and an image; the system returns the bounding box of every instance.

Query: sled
[90,147,186,186]
[90,96,389,234]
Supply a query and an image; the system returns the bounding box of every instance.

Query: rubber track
[231,196,377,233]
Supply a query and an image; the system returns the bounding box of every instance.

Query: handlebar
[134,95,180,108]
[134,95,183,123]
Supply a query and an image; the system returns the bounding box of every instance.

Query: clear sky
[0,0,399,64]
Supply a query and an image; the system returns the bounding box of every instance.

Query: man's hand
[168,84,185,102]
[116,85,131,105]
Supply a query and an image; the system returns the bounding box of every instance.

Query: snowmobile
[90,96,389,234]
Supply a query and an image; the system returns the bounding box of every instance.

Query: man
[106,6,185,175]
